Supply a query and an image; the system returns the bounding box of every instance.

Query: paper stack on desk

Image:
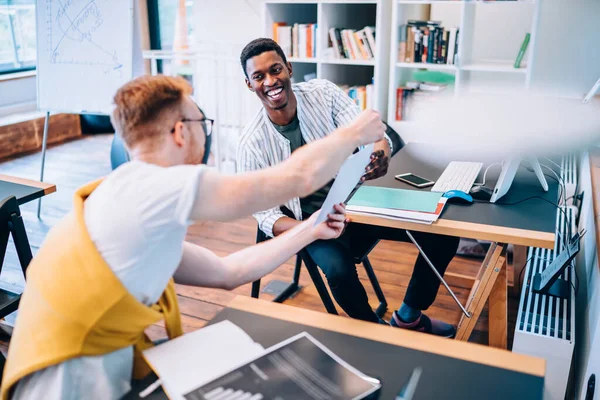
[346,186,448,224]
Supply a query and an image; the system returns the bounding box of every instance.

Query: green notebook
[348,186,443,213]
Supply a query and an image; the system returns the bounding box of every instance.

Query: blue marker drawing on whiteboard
[48,0,122,71]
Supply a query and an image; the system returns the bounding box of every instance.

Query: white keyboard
[431,161,483,193]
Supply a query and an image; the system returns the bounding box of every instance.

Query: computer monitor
[489,158,549,203]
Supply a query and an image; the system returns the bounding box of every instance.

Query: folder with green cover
[347,186,444,213]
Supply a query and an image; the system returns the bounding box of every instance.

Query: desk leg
[455,243,507,343]
[488,257,508,349]
[37,111,50,219]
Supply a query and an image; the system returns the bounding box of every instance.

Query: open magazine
[143,321,381,400]
[183,332,381,400]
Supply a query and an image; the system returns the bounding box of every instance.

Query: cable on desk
[540,167,570,249]
[518,256,533,294]
[514,164,571,246]
[518,254,555,294]
[543,157,563,172]
[473,163,501,187]
[473,195,566,218]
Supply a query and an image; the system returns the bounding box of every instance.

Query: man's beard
[184,135,204,165]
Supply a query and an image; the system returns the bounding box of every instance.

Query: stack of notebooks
[142,320,381,400]
[346,186,448,224]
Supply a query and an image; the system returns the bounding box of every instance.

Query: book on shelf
[395,81,449,121]
[328,26,376,61]
[273,22,318,59]
[340,82,375,111]
[399,21,459,66]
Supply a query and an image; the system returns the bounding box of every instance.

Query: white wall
[430,3,534,65]
[0,75,36,116]
[191,0,265,170]
[529,0,600,98]
[193,0,262,44]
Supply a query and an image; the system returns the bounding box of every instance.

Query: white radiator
[513,205,577,400]
[561,152,579,208]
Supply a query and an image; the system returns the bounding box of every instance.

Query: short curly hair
[240,38,288,78]
[111,75,192,149]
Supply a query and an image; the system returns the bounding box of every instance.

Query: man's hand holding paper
[314,143,374,226]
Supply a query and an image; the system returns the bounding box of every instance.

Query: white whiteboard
[36,0,136,115]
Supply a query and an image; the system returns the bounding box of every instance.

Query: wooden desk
[0,174,56,205]
[349,144,559,348]
[128,296,546,399]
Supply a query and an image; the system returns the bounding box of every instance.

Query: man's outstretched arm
[174,205,348,289]
[189,109,385,223]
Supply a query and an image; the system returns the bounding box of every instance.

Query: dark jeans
[305,223,460,323]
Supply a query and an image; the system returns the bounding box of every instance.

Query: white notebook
[143,320,265,400]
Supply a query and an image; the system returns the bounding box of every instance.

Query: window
[155,0,194,51]
[0,0,36,75]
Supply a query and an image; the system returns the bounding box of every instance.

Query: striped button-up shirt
[236,79,392,237]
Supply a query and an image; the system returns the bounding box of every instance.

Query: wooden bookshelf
[264,0,392,114]
[388,0,539,139]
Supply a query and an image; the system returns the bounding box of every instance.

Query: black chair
[0,196,34,370]
[250,227,303,303]
[251,227,389,317]
[250,122,404,318]
[251,204,389,318]
[384,121,405,157]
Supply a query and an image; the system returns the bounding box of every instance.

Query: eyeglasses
[171,118,214,136]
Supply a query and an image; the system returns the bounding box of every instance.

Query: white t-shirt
[12,160,204,400]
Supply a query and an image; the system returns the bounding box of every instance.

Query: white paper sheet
[142,320,264,400]
[314,144,374,226]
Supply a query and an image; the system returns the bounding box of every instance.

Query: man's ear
[171,122,186,147]
[245,78,254,92]
[287,61,293,77]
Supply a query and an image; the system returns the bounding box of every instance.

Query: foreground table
[128,296,546,400]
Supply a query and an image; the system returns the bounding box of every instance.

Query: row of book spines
[398,22,459,65]
[341,84,374,111]
[329,27,376,60]
[273,22,318,59]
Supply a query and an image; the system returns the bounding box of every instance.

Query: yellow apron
[1,179,184,400]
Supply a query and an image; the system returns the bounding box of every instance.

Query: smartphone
[395,173,435,188]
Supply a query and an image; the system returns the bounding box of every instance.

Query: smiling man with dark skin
[237,38,460,337]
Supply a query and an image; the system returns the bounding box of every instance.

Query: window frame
[146,0,164,73]
[0,2,37,76]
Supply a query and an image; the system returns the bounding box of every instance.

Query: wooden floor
[0,134,522,350]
